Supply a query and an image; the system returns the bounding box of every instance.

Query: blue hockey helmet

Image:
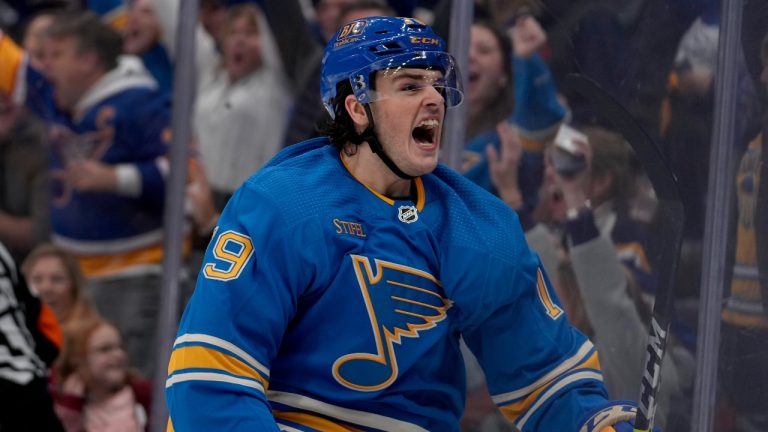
[320,16,464,119]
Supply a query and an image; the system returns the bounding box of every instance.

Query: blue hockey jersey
[167,138,615,431]
[0,33,171,278]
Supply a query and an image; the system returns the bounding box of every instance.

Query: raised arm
[261,0,323,88]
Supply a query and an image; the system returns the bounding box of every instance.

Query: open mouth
[467,71,481,89]
[412,119,439,146]
[123,28,142,46]
[231,51,245,66]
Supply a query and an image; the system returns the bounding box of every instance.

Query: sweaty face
[123,0,161,55]
[223,15,262,82]
[85,324,128,392]
[44,36,93,111]
[367,68,446,177]
[467,24,506,111]
[26,255,76,321]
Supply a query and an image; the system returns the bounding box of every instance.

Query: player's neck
[341,143,411,198]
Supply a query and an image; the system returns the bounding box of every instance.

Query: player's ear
[344,94,369,131]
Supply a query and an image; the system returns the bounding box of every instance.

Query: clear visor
[350,51,464,108]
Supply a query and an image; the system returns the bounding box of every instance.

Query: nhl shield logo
[398,205,418,224]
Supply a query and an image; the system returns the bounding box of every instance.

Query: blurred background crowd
[0,0,766,431]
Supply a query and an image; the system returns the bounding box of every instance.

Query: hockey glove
[601,420,661,432]
[579,402,660,432]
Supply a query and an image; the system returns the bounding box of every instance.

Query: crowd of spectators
[0,0,765,431]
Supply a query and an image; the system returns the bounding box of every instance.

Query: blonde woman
[22,244,99,330]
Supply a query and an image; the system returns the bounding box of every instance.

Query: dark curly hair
[316,80,358,151]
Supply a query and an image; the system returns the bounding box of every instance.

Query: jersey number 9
[203,230,254,281]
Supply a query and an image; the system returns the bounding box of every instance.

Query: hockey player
[166,16,653,432]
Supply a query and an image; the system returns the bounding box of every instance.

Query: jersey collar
[340,151,425,211]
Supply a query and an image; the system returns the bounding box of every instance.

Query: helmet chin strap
[350,104,415,181]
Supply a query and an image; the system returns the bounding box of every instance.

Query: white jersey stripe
[516,370,604,429]
[491,340,595,405]
[268,391,429,432]
[277,424,304,432]
[12,53,27,105]
[52,229,164,255]
[166,371,265,394]
[174,333,270,378]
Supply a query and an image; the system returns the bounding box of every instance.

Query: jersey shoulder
[236,138,350,228]
[426,164,528,263]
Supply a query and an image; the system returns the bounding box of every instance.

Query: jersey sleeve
[0,31,25,100]
[511,52,567,141]
[121,94,172,207]
[460,248,611,432]
[86,0,128,30]
[165,180,328,431]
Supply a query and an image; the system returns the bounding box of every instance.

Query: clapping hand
[65,159,118,192]
[509,14,546,59]
[487,121,524,209]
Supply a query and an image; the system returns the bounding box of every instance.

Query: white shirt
[194,67,292,193]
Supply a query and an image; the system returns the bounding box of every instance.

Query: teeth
[417,119,439,129]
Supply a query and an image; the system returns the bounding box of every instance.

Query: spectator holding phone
[492,124,693,429]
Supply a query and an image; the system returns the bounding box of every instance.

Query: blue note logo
[50,106,115,207]
[332,255,449,391]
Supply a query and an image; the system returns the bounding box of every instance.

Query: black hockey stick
[563,74,685,432]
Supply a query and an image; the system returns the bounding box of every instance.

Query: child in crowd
[51,318,151,432]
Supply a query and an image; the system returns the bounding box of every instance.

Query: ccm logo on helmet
[410,36,440,45]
